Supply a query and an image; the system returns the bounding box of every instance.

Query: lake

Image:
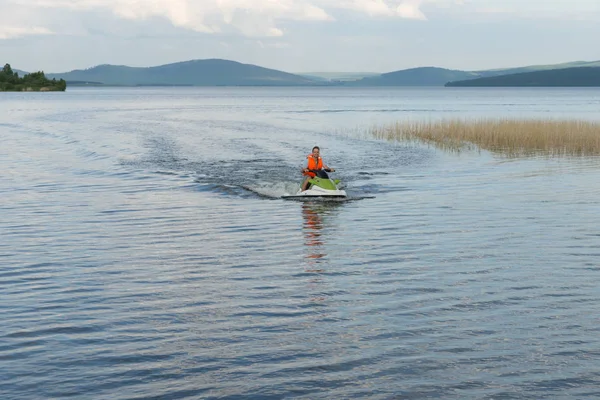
[2,87,600,399]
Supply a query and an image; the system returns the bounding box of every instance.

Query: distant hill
[476,60,600,78]
[446,66,600,87]
[346,67,479,86]
[46,59,325,86]
[343,60,600,87]
[15,58,599,87]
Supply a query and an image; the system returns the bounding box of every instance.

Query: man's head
[312,146,320,156]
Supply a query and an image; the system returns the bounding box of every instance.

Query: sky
[1,0,600,73]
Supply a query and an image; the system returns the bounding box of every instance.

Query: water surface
[2,87,600,399]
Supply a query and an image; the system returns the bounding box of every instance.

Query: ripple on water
[2,87,600,399]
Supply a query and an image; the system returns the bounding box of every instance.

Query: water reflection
[300,201,343,305]
[301,201,342,272]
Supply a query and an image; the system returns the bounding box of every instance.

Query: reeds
[370,118,600,157]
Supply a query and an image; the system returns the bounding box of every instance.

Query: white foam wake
[243,181,301,199]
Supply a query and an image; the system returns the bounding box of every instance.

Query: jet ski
[282,169,347,199]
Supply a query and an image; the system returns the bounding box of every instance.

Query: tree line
[0,63,67,91]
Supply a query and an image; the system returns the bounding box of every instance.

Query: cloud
[9,0,333,36]
[6,0,599,41]
[343,0,395,16]
[320,0,430,18]
[4,0,453,39]
[0,26,53,39]
[458,0,600,19]
[396,0,427,20]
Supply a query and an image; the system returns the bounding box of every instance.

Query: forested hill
[0,63,66,92]
[47,59,324,86]
[16,58,600,87]
[445,67,600,87]
[345,67,479,86]
[342,60,600,86]
[474,60,600,78]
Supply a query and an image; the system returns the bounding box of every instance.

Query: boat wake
[241,181,301,199]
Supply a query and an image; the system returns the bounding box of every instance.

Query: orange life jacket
[304,155,323,177]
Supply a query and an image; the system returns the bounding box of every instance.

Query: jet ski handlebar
[305,167,335,173]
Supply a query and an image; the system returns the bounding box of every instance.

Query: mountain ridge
[46,59,325,86]
[344,61,600,86]
[12,58,600,87]
[446,66,600,87]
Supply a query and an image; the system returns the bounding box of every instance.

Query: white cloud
[396,0,427,20]
[11,0,597,41]
[8,0,334,36]
[4,0,455,39]
[460,0,600,18]
[345,0,395,16]
[0,25,53,39]
[321,0,461,19]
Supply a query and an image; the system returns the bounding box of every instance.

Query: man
[301,146,335,191]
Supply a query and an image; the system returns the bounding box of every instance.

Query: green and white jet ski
[283,169,347,199]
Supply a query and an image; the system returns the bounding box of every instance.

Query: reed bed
[371,118,600,157]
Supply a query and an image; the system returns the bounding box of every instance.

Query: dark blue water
[2,87,600,399]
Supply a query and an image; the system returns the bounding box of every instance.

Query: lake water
[2,87,600,399]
